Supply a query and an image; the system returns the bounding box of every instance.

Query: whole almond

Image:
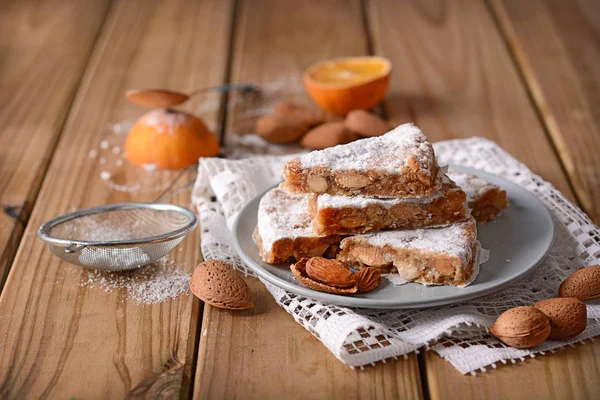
[489,306,551,349]
[274,102,325,127]
[559,265,600,300]
[300,121,358,150]
[335,171,372,189]
[256,115,308,144]
[344,110,390,137]
[306,257,355,288]
[190,260,253,310]
[355,268,382,293]
[534,297,587,339]
[290,258,358,295]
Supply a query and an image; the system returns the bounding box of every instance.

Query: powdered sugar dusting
[298,123,435,174]
[256,188,313,250]
[344,217,478,261]
[139,109,190,134]
[447,169,497,202]
[79,256,190,304]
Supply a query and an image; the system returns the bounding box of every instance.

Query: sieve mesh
[38,203,197,271]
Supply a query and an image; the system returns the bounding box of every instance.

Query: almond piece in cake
[253,188,343,264]
[308,175,468,236]
[281,123,441,197]
[336,217,486,287]
[446,169,509,223]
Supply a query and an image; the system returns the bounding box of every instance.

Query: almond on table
[273,102,325,128]
[300,121,358,150]
[255,115,309,144]
[282,123,442,197]
[344,109,390,137]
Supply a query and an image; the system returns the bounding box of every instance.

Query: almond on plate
[300,121,358,150]
[354,268,382,293]
[190,260,253,310]
[256,115,309,144]
[273,102,325,127]
[534,297,587,339]
[559,265,600,300]
[488,306,551,349]
[291,257,358,295]
[344,109,390,137]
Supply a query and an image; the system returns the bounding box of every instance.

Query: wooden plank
[0,0,111,292]
[490,0,600,224]
[0,0,233,398]
[194,279,423,400]
[366,0,600,398]
[425,344,600,400]
[194,1,424,398]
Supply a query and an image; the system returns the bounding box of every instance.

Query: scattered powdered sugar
[89,149,98,158]
[297,123,435,174]
[79,256,191,304]
[100,171,112,181]
[256,188,313,250]
[142,163,159,172]
[100,140,110,149]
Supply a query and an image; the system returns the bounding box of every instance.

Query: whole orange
[303,56,392,115]
[125,109,219,170]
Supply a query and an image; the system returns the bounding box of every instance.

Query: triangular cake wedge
[337,216,487,287]
[253,188,343,264]
[446,169,509,223]
[282,123,441,197]
[308,175,468,236]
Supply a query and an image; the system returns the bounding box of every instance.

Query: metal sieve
[38,168,197,271]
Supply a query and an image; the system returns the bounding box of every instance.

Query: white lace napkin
[191,136,600,374]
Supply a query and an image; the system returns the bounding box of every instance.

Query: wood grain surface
[0,0,232,398]
[194,279,423,400]
[490,0,600,224]
[194,0,424,398]
[366,0,600,398]
[0,0,111,293]
[1,0,599,398]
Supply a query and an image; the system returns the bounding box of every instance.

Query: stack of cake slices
[253,123,508,287]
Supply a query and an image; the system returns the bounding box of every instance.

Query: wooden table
[1,0,599,398]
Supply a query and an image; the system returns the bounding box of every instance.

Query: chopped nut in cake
[337,217,487,287]
[253,188,343,264]
[447,169,509,223]
[308,176,468,235]
[281,123,441,197]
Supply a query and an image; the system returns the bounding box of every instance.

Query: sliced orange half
[303,56,392,115]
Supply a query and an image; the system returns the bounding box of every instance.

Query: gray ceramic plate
[232,166,555,309]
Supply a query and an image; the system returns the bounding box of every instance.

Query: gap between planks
[0,0,114,296]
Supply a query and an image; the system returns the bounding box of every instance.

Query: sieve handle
[65,243,86,253]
